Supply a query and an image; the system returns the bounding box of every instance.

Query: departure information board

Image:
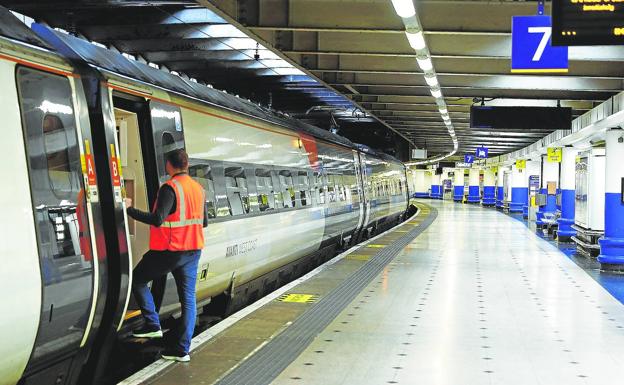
[552,0,624,46]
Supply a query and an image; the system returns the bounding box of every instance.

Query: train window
[224,167,250,216]
[279,170,296,208]
[188,161,217,218]
[295,171,310,207]
[17,67,93,364]
[255,169,276,212]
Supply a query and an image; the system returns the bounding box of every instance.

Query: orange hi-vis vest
[149,173,205,251]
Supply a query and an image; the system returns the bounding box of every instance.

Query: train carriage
[0,8,409,385]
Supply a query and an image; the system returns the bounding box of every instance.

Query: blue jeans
[132,249,201,354]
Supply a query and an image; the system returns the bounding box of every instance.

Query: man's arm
[127,185,176,227]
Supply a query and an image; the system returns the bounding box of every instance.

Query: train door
[113,96,186,317]
[15,67,102,383]
[358,152,372,234]
[353,150,366,236]
[114,108,150,266]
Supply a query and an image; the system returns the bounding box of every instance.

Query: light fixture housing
[391,0,416,18]
[430,87,442,98]
[416,56,433,71]
[405,29,426,50]
[424,73,438,87]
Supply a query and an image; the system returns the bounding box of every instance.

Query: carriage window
[224,167,250,216]
[279,170,296,208]
[313,172,325,205]
[296,171,310,207]
[188,162,217,218]
[256,169,276,212]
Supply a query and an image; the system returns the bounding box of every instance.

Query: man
[125,148,207,362]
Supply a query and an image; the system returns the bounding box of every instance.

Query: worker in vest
[125,148,207,362]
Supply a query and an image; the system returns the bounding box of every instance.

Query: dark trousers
[132,249,201,354]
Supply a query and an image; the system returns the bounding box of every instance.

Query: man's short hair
[166,148,189,170]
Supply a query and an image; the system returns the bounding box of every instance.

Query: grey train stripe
[215,205,438,385]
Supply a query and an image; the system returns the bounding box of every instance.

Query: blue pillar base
[598,237,624,270]
[557,217,575,241]
[413,192,429,199]
[453,186,464,202]
[509,202,523,213]
[522,205,529,219]
[482,186,495,206]
[467,185,480,203]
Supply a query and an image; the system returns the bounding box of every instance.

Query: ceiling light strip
[389,0,458,166]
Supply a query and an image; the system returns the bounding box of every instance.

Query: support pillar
[524,160,540,219]
[496,167,506,209]
[557,147,578,241]
[510,163,528,213]
[423,171,432,198]
[536,155,560,226]
[467,168,481,203]
[412,170,429,198]
[430,173,442,199]
[598,129,624,269]
[453,169,465,202]
[482,168,496,206]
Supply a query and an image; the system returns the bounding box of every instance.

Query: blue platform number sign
[511,15,568,73]
[475,147,488,159]
[464,154,475,164]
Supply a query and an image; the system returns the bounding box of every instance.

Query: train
[0,8,410,385]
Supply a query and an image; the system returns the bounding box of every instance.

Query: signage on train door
[109,144,123,203]
[81,140,99,203]
[511,15,568,73]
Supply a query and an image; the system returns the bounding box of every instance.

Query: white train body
[0,10,409,385]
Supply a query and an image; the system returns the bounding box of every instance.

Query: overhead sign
[511,15,568,73]
[475,147,488,159]
[547,147,562,163]
[411,148,427,159]
[552,0,624,46]
[464,154,475,164]
[455,162,472,169]
[516,159,526,169]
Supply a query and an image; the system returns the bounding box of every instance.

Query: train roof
[0,8,53,50]
[29,22,358,151]
[355,144,403,166]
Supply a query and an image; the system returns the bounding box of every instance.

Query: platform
[125,201,624,385]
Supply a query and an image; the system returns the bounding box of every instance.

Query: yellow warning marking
[346,254,372,261]
[367,244,386,248]
[394,230,409,233]
[277,293,319,304]
[124,310,141,320]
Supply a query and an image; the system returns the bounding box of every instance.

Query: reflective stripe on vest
[162,179,204,228]
[149,174,205,251]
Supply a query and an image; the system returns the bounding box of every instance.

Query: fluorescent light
[439,107,448,114]
[405,30,426,50]
[391,0,416,18]
[424,74,438,87]
[416,56,433,71]
[430,88,442,98]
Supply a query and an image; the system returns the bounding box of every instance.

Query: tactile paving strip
[215,205,438,385]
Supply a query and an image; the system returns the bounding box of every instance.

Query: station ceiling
[5,0,624,160]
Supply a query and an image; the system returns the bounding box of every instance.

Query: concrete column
[598,129,624,269]
[467,168,481,203]
[496,167,506,209]
[412,170,429,198]
[510,163,528,213]
[536,155,560,226]
[557,147,578,240]
[423,171,432,198]
[482,168,496,206]
[430,172,442,199]
[453,169,465,202]
[524,160,541,218]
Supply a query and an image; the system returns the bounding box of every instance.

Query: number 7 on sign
[528,26,552,62]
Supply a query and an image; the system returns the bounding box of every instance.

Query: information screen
[552,0,624,46]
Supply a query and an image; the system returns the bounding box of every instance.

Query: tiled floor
[273,200,624,385]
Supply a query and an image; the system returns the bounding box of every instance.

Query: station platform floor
[123,200,624,385]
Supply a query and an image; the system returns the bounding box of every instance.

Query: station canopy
[4,0,624,160]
